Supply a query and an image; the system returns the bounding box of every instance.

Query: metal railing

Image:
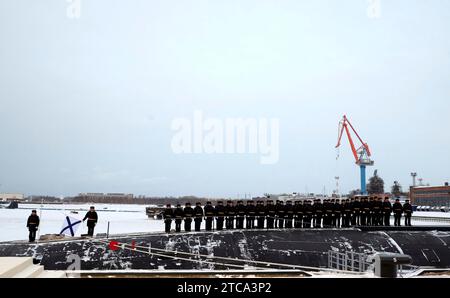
[328,250,371,272]
[411,215,450,224]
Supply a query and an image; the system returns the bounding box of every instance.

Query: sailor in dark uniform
[83,206,98,236]
[183,202,194,232]
[204,201,215,231]
[360,196,369,226]
[367,197,374,226]
[276,200,285,228]
[393,199,403,227]
[266,200,276,229]
[284,200,294,228]
[313,199,323,228]
[353,197,361,226]
[256,201,266,229]
[235,201,246,229]
[246,200,256,229]
[323,199,333,228]
[334,199,342,228]
[26,210,40,242]
[215,201,226,230]
[225,201,236,229]
[174,204,184,232]
[163,204,173,233]
[343,199,352,228]
[294,201,303,228]
[329,199,336,227]
[382,197,392,226]
[403,199,413,226]
[194,202,204,231]
[373,197,383,226]
[304,200,313,228]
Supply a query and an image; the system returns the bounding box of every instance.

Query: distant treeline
[63,196,225,205]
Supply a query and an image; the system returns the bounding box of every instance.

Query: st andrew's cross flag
[59,216,82,237]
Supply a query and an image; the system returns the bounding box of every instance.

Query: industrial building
[0,193,24,202]
[410,183,450,207]
[76,193,134,201]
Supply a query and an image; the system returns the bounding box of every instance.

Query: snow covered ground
[0,205,449,242]
[0,203,165,242]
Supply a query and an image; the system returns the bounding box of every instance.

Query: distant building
[77,193,134,201]
[410,183,450,207]
[0,193,24,202]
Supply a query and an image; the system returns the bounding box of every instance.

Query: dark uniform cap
[186,202,191,206]
[176,204,181,207]
[248,201,254,204]
[166,204,171,207]
[32,210,37,213]
[286,200,292,204]
[207,201,212,204]
[227,200,232,203]
[218,201,223,204]
[395,199,400,201]
[196,202,201,205]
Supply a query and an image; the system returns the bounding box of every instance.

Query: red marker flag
[109,240,119,251]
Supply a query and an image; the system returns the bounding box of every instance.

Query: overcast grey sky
[0,0,449,198]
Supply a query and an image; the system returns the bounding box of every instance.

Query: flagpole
[36,199,43,243]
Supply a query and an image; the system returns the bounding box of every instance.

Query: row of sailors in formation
[162,197,414,233]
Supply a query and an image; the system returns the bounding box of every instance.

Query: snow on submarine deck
[0,227,450,271]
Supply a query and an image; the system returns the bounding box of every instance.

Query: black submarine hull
[0,227,449,271]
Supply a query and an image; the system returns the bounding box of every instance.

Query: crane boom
[335,115,374,195]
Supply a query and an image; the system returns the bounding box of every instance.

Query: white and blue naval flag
[59,216,82,237]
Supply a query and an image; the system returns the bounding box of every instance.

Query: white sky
[0,0,449,197]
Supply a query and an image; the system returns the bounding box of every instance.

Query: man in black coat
[204,201,215,231]
[382,197,392,226]
[27,210,40,242]
[403,199,413,226]
[329,199,336,227]
[173,204,184,232]
[393,199,403,227]
[235,201,246,229]
[293,201,303,228]
[163,204,173,233]
[304,200,314,228]
[372,197,382,226]
[367,197,375,226]
[83,206,98,236]
[323,199,333,228]
[360,196,369,226]
[276,200,285,228]
[334,199,342,228]
[353,197,361,226]
[225,201,236,229]
[215,201,226,230]
[343,199,352,228]
[183,202,194,232]
[246,201,256,229]
[284,200,294,228]
[313,199,323,228]
[266,200,276,229]
[174,204,184,232]
[256,201,266,229]
[194,202,204,232]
